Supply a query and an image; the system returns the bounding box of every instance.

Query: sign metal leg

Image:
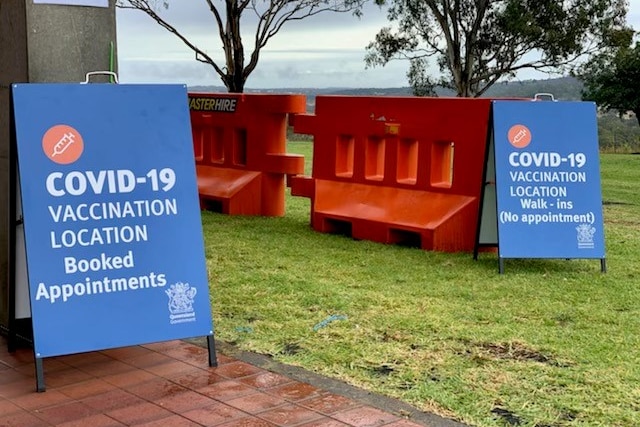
[600,259,607,273]
[207,335,217,367]
[7,307,17,353]
[8,331,17,353]
[34,355,46,392]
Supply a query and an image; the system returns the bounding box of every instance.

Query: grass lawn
[202,145,640,427]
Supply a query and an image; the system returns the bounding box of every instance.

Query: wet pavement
[0,335,464,426]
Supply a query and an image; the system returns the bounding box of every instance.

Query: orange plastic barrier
[189,93,306,216]
[290,96,493,252]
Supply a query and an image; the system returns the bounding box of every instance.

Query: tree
[365,0,629,97]
[117,0,364,93]
[578,30,640,126]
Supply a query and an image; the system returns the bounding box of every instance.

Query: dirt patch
[370,363,396,376]
[491,405,578,427]
[471,341,569,367]
[280,342,304,355]
[491,407,522,425]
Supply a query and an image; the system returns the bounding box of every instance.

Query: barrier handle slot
[82,71,119,84]
[533,93,555,101]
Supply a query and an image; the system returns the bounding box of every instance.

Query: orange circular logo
[507,124,532,149]
[42,124,84,164]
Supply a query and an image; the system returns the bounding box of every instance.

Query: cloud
[118,58,220,86]
[116,3,406,88]
[116,0,640,89]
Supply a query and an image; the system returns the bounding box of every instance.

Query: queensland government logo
[576,224,596,249]
[166,282,197,324]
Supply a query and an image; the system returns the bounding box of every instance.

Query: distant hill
[189,77,639,151]
[481,76,583,100]
[189,76,584,112]
[289,76,583,100]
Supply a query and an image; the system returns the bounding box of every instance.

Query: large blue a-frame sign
[484,100,606,272]
[11,82,216,390]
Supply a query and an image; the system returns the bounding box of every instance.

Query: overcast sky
[115,1,640,89]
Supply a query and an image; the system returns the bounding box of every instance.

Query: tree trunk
[227,77,244,93]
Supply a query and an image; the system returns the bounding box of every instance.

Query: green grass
[202,148,640,427]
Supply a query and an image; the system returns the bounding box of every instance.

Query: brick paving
[0,336,463,427]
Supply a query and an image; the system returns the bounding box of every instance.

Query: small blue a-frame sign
[476,99,606,273]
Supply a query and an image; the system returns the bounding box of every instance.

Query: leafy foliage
[578,30,640,126]
[117,0,365,93]
[365,0,629,97]
[597,112,640,152]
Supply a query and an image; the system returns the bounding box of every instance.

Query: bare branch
[118,0,365,92]
[119,0,226,78]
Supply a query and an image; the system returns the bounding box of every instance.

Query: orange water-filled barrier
[189,93,306,216]
[289,96,493,252]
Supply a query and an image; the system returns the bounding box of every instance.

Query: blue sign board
[491,100,605,260]
[12,83,213,358]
